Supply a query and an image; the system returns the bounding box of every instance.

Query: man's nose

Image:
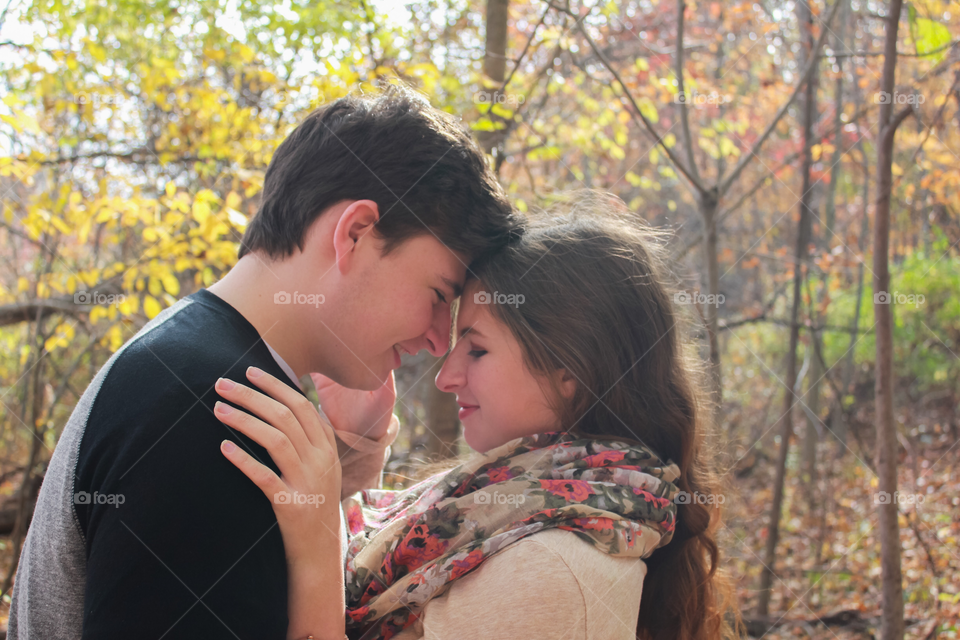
[422,305,451,357]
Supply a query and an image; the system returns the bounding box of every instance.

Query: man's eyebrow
[441,276,463,299]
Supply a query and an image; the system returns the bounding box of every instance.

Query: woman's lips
[457,402,478,420]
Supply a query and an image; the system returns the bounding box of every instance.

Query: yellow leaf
[162,273,180,296]
[144,296,162,319]
[118,294,139,316]
[192,199,210,224]
[88,42,106,62]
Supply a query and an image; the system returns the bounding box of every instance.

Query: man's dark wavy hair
[239,85,523,263]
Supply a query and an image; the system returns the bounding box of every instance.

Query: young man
[8,86,522,639]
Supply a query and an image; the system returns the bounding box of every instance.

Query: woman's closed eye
[467,348,487,358]
[434,289,448,305]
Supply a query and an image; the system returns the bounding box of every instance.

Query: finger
[215,373,315,456]
[214,401,303,480]
[245,367,332,450]
[220,439,288,504]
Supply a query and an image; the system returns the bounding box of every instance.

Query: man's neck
[208,254,310,380]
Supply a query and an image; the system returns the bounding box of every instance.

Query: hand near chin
[310,371,397,441]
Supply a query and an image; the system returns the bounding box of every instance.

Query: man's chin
[352,367,391,391]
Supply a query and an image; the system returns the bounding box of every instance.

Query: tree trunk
[873,1,908,638]
[756,0,819,616]
[699,193,722,414]
[478,0,510,158]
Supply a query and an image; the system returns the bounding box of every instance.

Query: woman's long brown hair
[471,192,742,640]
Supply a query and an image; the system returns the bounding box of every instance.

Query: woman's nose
[435,352,464,393]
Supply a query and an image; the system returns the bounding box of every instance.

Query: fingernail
[217,378,236,391]
[215,401,233,414]
[222,440,237,453]
[247,366,264,378]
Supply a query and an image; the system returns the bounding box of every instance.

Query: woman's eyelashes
[433,288,447,305]
[467,346,487,358]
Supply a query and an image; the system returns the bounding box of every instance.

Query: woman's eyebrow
[459,324,483,339]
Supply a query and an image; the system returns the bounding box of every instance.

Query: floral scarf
[341,432,680,640]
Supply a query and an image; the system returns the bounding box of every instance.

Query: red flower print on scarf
[346,503,365,535]
[632,487,674,510]
[540,479,594,502]
[448,548,485,580]
[393,525,451,569]
[560,516,615,532]
[485,465,514,483]
[579,450,627,467]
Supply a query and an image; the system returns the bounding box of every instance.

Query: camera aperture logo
[274,291,325,308]
[474,290,524,308]
[274,490,326,507]
[74,491,125,507]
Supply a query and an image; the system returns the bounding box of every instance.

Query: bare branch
[548,1,709,194]
[674,0,701,187]
[501,4,551,91]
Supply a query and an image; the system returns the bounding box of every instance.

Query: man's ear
[332,200,380,273]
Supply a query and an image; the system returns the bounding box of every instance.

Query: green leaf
[908,5,952,64]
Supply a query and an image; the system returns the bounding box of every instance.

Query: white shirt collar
[264,341,304,391]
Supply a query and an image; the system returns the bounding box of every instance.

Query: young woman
[213,195,739,640]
